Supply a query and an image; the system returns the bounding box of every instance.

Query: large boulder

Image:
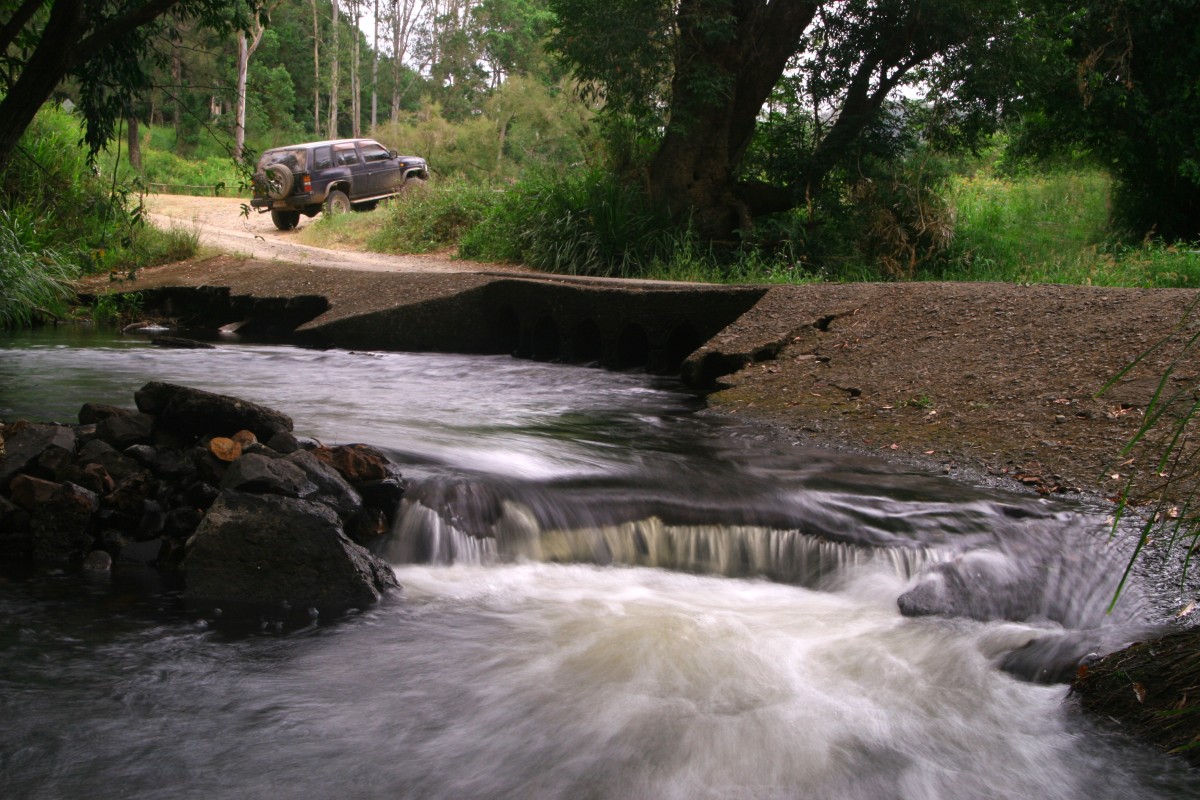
[134,381,293,442]
[183,490,398,611]
[0,421,77,490]
[31,482,100,564]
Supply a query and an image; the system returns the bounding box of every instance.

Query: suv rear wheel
[270,209,301,231]
[324,189,351,215]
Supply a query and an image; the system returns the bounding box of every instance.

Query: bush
[0,207,79,327]
[0,105,199,327]
[460,169,687,277]
[368,180,500,253]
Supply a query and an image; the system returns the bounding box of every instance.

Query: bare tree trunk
[311,0,321,135]
[127,113,141,171]
[350,0,361,137]
[371,0,379,129]
[328,0,340,138]
[234,9,271,162]
[234,31,250,160]
[389,0,418,122]
[171,42,182,137]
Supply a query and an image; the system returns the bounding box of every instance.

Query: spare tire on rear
[264,163,294,200]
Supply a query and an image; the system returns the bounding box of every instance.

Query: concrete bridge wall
[135,277,766,376]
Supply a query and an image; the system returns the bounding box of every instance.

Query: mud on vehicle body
[250,138,429,230]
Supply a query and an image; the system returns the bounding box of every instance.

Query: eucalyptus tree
[550,0,1028,240]
[0,0,260,168]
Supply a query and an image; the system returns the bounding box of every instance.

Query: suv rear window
[313,146,332,170]
[259,149,308,172]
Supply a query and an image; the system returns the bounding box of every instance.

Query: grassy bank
[1,107,200,326]
[944,167,1200,287]
[293,164,1198,288]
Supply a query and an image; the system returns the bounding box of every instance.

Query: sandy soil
[145,195,503,274]
[129,195,1200,512]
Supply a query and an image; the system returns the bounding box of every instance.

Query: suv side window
[360,142,391,163]
[313,146,333,170]
[334,143,359,166]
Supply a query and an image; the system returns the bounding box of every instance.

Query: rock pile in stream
[0,382,401,616]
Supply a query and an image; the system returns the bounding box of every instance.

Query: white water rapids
[1,329,1197,798]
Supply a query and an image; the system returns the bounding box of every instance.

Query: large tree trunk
[646,1,820,241]
[0,0,87,168]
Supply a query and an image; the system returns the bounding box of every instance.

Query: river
[1,327,1197,799]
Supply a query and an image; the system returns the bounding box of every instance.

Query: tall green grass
[0,207,79,326]
[944,166,1200,287]
[0,105,201,326]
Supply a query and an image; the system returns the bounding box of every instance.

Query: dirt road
[145,194,490,273]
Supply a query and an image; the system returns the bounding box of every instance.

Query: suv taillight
[301,173,312,192]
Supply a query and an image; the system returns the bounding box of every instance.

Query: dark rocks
[221,452,315,498]
[286,450,364,522]
[1072,630,1200,767]
[95,411,155,450]
[1,383,405,619]
[79,402,132,425]
[0,422,77,490]
[31,482,99,564]
[184,491,399,610]
[135,381,293,442]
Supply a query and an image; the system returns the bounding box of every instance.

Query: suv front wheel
[324,189,351,215]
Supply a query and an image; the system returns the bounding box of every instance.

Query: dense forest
[2,0,1200,322]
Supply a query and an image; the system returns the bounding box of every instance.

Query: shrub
[368,180,500,253]
[460,169,686,278]
[0,207,79,327]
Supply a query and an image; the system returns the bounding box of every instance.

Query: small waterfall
[386,491,948,587]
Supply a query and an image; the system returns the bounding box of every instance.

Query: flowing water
[1,327,1197,799]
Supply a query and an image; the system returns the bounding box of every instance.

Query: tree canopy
[1012,0,1200,239]
[549,0,1030,239]
[0,0,260,168]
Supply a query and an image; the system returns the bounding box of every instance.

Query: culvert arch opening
[493,305,521,355]
[531,316,561,361]
[571,319,603,364]
[616,324,650,370]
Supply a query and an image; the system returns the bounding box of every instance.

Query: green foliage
[1011,0,1200,240]
[0,208,79,328]
[946,166,1110,280]
[368,181,500,253]
[370,77,595,183]
[90,292,145,325]
[459,169,678,277]
[138,146,242,196]
[0,105,198,300]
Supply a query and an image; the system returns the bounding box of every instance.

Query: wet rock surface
[1072,630,1200,766]
[0,383,404,617]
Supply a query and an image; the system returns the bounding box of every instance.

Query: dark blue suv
[250,138,429,230]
